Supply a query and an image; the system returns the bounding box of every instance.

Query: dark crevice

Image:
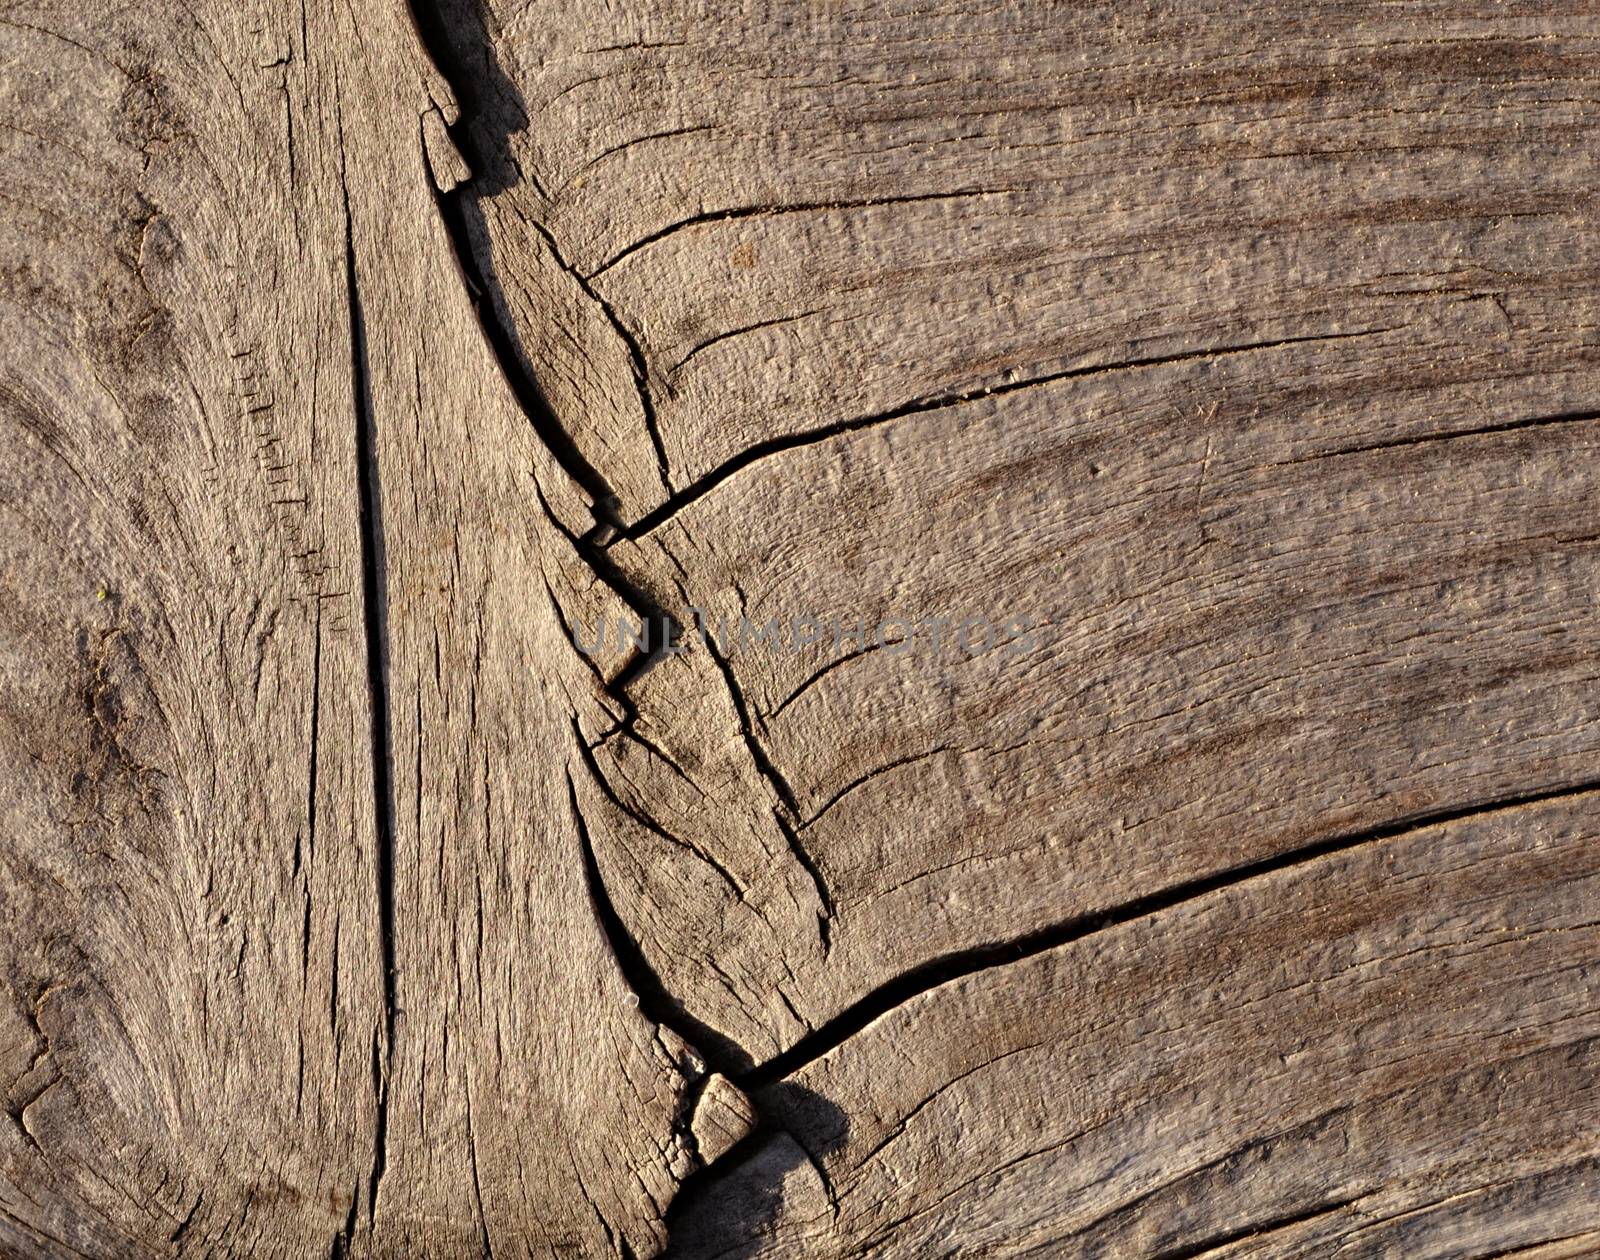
[575,729,743,897]
[1276,407,1600,465]
[783,817,833,954]
[1149,1195,1363,1260]
[740,777,1600,1087]
[528,474,680,704]
[672,1074,709,1167]
[168,1192,202,1243]
[421,134,624,526]
[406,1,772,1138]
[567,760,754,1075]
[601,593,678,699]
[523,215,674,496]
[366,1029,390,1222]
[343,195,394,1226]
[699,631,834,952]
[407,2,830,927]
[570,753,758,1249]
[661,1090,849,1257]
[410,0,672,500]
[626,327,1394,540]
[342,1183,361,1253]
[589,189,1017,280]
[300,601,322,882]
[696,630,801,815]
[657,1123,794,1255]
[334,1182,359,1258]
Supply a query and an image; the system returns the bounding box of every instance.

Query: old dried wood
[1,0,1596,1256]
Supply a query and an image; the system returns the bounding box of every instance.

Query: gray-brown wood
[680,795,1600,1257]
[1,0,745,1254]
[3,0,1598,1256]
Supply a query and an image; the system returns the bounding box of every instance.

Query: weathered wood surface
[1,0,1597,1255]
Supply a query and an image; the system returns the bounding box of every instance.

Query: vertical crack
[408,25,681,702]
[417,110,828,933]
[463,1075,495,1259]
[301,600,322,883]
[344,192,394,1227]
[398,11,810,1236]
[700,631,833,953]
[566,752,752,1074]
[405,0,666,512]
[425,138,627,524]
[520,213,675,496]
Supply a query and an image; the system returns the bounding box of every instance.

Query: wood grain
[689,794,1600,1257]
[1,0,746,1254]
[2,0,1597,1255]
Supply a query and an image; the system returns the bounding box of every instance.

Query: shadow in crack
[410,0,526,196]
[409,0,622,515]
[409,0,683,684]
[665,1085,848,1260]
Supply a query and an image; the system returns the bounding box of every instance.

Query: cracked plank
[4,0,1599,1255]
[434,0,1600,1253]
[697,794,1600,1256]
[0,0,751,1254]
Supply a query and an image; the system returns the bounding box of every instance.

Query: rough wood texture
[2,0,1597,1256]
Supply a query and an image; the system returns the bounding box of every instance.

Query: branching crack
[400,0,1339,1005]
[527,474,679,704]
[7,986,60,1153]
[422,151,623,521]
[523,215,674,495]
[409,0,671,500]
[741,777,1600,1087]
[574,727,743,898]
[403,4,835,1026]
[699,629,834,952]
[566,764,753,1076]
[406,0,769,1103]
[1274,407,1600,465]
[625,326,1395,541]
